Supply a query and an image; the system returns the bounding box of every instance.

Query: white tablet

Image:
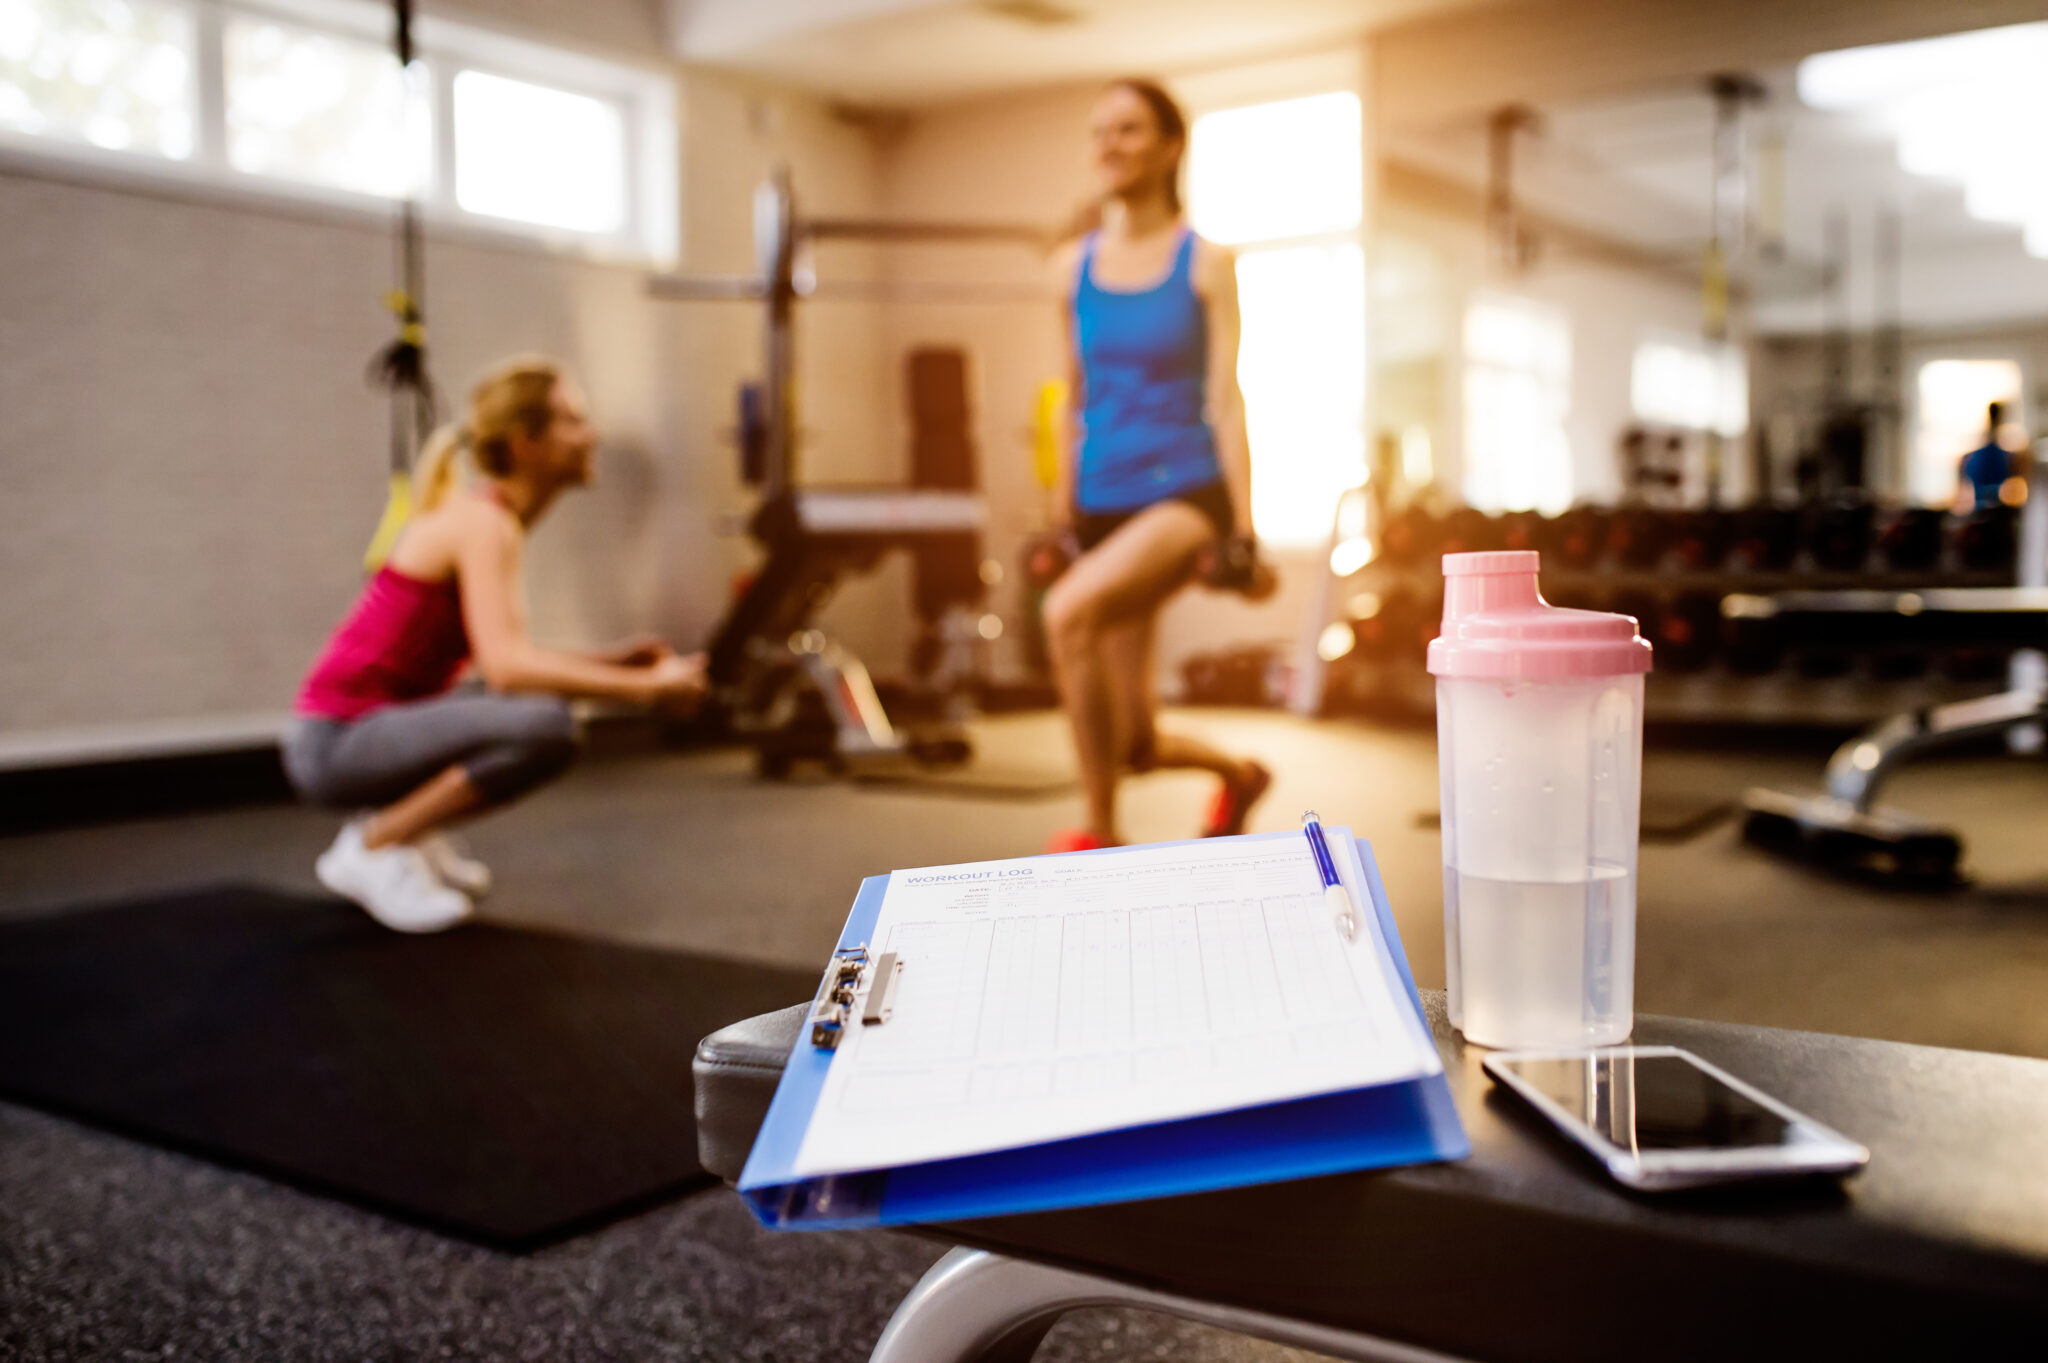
[1483,1045,1870,1192]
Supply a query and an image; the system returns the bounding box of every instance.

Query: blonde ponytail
[412,422,468,513]
[412,355,562,512]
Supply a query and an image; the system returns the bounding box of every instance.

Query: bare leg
[1100,613,1254,783]
[360,765,484,850]
[1044,502,1215,843]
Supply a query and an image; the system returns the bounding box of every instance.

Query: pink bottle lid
[1426,550,1653,681]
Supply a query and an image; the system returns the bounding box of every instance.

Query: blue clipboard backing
[738,831,1468,1229]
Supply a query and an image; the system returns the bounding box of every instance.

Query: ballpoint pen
[1301,809,1357,942]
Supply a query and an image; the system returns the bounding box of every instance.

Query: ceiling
[665,0,2048,334]
[665,0,1499,108]
[1382,65,2048,334]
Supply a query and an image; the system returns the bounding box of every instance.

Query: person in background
[1040,77,1272,852]
[1959,401,2016,512]
[284,356,705,932]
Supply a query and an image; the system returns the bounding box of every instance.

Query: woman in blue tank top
[1041,78,1271,852]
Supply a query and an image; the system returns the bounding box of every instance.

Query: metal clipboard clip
[807,943,903,1049]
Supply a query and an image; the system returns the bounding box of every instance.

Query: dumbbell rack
[1322,505,2023,727]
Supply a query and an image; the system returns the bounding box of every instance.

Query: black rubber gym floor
[4,710,2046,1360]
[0,884,815,1249]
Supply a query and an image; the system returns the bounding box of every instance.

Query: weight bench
[706,486,985,777]
[1732,587,2048,880]
[693,992,2048,1362]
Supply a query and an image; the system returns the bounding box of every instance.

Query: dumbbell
[1877,507,1945,573]
[1667,511,1732,572]
[1803,496,1876,572]
[1647,591,1721,672]
[1725,505,1800,573]
[1194,536,1279,601]
[1954,506,2017,572]
[1022,529,1078,590]
[1498,510,1543,553]
[1378,506,1435,567]
[1440,507,1495,557]
[1181,646,1274,704]
[1607,509,1666,571]
[1346,589,1390,657]
[1542,507,1608,570]
[1022,529,1277,601]
[1350,586,1415,661]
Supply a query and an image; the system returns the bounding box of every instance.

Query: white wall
[1377,198,1710,507]
[0,3,894,735]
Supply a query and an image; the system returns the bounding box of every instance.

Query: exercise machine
[1740,455,2048,882]
[1735,589,2048,880]
[649,169,1044,775]
[705,485,984,776]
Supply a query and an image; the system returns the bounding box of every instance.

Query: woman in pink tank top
[284,356,707,932]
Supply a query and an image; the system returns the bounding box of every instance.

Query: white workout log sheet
[790,831,1443,1179]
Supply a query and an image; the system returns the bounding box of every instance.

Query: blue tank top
[1963,441,2010,505]
[1072,228,1221,513]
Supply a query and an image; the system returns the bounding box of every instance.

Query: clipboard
[738,830,1469,1229]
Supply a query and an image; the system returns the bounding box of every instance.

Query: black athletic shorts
[1073,480,1235,554]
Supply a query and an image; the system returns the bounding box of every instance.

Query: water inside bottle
[1454,862,1633,1048]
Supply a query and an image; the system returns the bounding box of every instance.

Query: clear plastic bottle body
[1436,673,1643,1048]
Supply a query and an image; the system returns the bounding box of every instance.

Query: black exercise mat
[0,884,815,1249]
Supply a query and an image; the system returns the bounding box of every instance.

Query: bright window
[0,0,674,261]
[0,0,194,158]
[1236,243,1367,544]
[453,70,624,235]
[224,15,426,197]
[1187,89,1366,546]
[1799,24,2048,259]
[1188,92,1362,245]
[1463,295,1573,514]
[1631,337,1746,437]
[1913,358,2023,504]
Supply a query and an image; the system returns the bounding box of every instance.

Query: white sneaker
[418,831,492,899]
[316,821,473,934]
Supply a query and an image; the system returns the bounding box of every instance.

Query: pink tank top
[296,566,471,720]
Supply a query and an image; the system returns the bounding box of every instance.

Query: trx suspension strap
[362,0,437,572]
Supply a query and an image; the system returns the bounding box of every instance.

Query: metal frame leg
[796,640,904,759]
[870,1248,1476,1363]
[1824,686,2048,810]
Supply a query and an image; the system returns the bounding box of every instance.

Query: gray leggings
[282,692,579,810]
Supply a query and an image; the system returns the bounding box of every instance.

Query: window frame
[0,0,678,265]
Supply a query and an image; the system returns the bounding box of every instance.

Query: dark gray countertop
[697,992,2048,1360]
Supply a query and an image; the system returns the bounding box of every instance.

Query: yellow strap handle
[1032,379,1066,492]
[362,469,414,574]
